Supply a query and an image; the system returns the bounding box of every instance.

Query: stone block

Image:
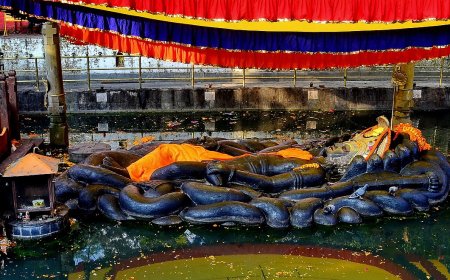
[69,142,111,163]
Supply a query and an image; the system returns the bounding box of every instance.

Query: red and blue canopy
[2,0,450,69]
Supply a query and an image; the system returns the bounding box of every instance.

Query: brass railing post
[439,58,444,87]
[86,48,91,91]
[34,57,40,91]
[3,17,7,36]
[242,68,246,87]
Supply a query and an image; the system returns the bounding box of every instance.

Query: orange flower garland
[393,123,432,151]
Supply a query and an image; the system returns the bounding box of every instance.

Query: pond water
[3,205,450,279]
[19,110,450,154]
[2,110,450,280]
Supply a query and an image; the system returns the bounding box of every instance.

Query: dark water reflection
[5,110,450,279]
[20,110,450,153]
[21,111,381,134]
[2,203,450,279]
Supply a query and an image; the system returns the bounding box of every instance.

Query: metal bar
[49,177,55,212]
[87,67,137,71]
[86,48,91,91]
[90,78,141,82]
[344,68,348,87]
[340,76,389,80]
[140,67,194,70]
[11,69,38,73]
[439,58,444,87]
[242,68,246,87]
[293,69,297,87]
[191,64,195,88]
[17,80,43,84]
[13,75,361,82]
[138,56,143,89]
[61,79,89,83]
[141,77,191,81]
[64,54,140,59]
[390,84,397,130]
[290,76,345,80]
[34,57,40,91]
[194,77,246,81]
[62,69,84,72]
[242,76,294,80]
[11,182,17,217]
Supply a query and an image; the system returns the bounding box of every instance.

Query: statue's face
[324,142,360,166]
[325,133,387,167]
[325,140,377,159]
[325,142,353,157]
[324,116,390,166]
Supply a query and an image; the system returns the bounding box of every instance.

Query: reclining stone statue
[54,117,450,229]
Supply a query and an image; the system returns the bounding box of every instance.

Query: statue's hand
[427,171,441,192]
[206,161,234,186]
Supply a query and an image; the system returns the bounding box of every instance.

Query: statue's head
[325,116,391,166]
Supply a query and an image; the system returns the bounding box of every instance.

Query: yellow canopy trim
[84,3,450,32]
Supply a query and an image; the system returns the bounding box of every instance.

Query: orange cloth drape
[127,143,313,182]
[127,143,234,182]
[268,148,313,161]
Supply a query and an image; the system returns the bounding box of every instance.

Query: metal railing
[0,53,449,91]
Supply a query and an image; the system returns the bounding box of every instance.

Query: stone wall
[17,86,450,113]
